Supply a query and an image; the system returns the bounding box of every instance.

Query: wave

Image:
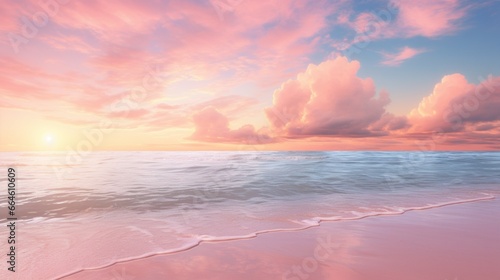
[55,193,495,280]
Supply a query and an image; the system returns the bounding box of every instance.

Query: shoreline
[62,195,500,280]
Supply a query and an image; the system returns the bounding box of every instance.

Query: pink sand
[62,198,500,280]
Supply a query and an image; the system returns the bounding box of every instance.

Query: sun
[44,134,54,144]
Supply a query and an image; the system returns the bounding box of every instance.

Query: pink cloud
[0,1,23,34]
[2,0,342,103]
[190,107,273,144]
[52,0,165,43]
[191,96,259,120]
[143,94,262,132]
[380,46,426,66]
[338,0,469,51]
[156,0,338,87]
[408,74,500,133]
[107,108,149,119]
[265,56,397,137]
[40,33,98,54]
[156,104,179,110]
[0,54,161,121]
[0,57,68,102]
[259,9,328,53]
[3,0,497,151]
[1,0,339,110]
[369,113,408,132]
[391,0,469,38]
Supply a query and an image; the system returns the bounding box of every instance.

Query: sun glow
[44,134,54,144]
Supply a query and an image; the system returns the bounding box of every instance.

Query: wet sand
[62,197,500,280]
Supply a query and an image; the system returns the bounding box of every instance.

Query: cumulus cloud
[265,56,400,137]
[190,107,273,144]
[408,74,500,133]
[369,113,408,132]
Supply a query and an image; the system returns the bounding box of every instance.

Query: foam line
[55,194,495,280]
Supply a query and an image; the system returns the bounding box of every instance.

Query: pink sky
[1,0,499,151]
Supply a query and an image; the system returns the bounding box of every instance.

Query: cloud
[380,46,426,66]
[369,113,409,131]
[474,123,496,132]
[107,108,149,119]
[0,57,71,103]
[3,0,497,151]
[391,0,469,38]
[51,0,166,43]
[190,107,273,144]
[0,1,24,35]
[191,95,259,119]
[337,0,470,51]
[40,33,98,54]
[408,74,500,133]
[265,56,398,137]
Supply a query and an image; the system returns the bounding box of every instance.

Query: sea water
[0,151,499,279]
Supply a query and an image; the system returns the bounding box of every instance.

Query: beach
[63,195,500,280]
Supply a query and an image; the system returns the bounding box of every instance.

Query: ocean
[0,151,499,279]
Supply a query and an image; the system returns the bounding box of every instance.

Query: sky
[1,0,500,151]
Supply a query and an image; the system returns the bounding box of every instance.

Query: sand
[61,198,500,280]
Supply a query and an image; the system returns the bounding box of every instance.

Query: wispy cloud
[391,0,470,38]
[380,46,426,66]
[333,0,470,54]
